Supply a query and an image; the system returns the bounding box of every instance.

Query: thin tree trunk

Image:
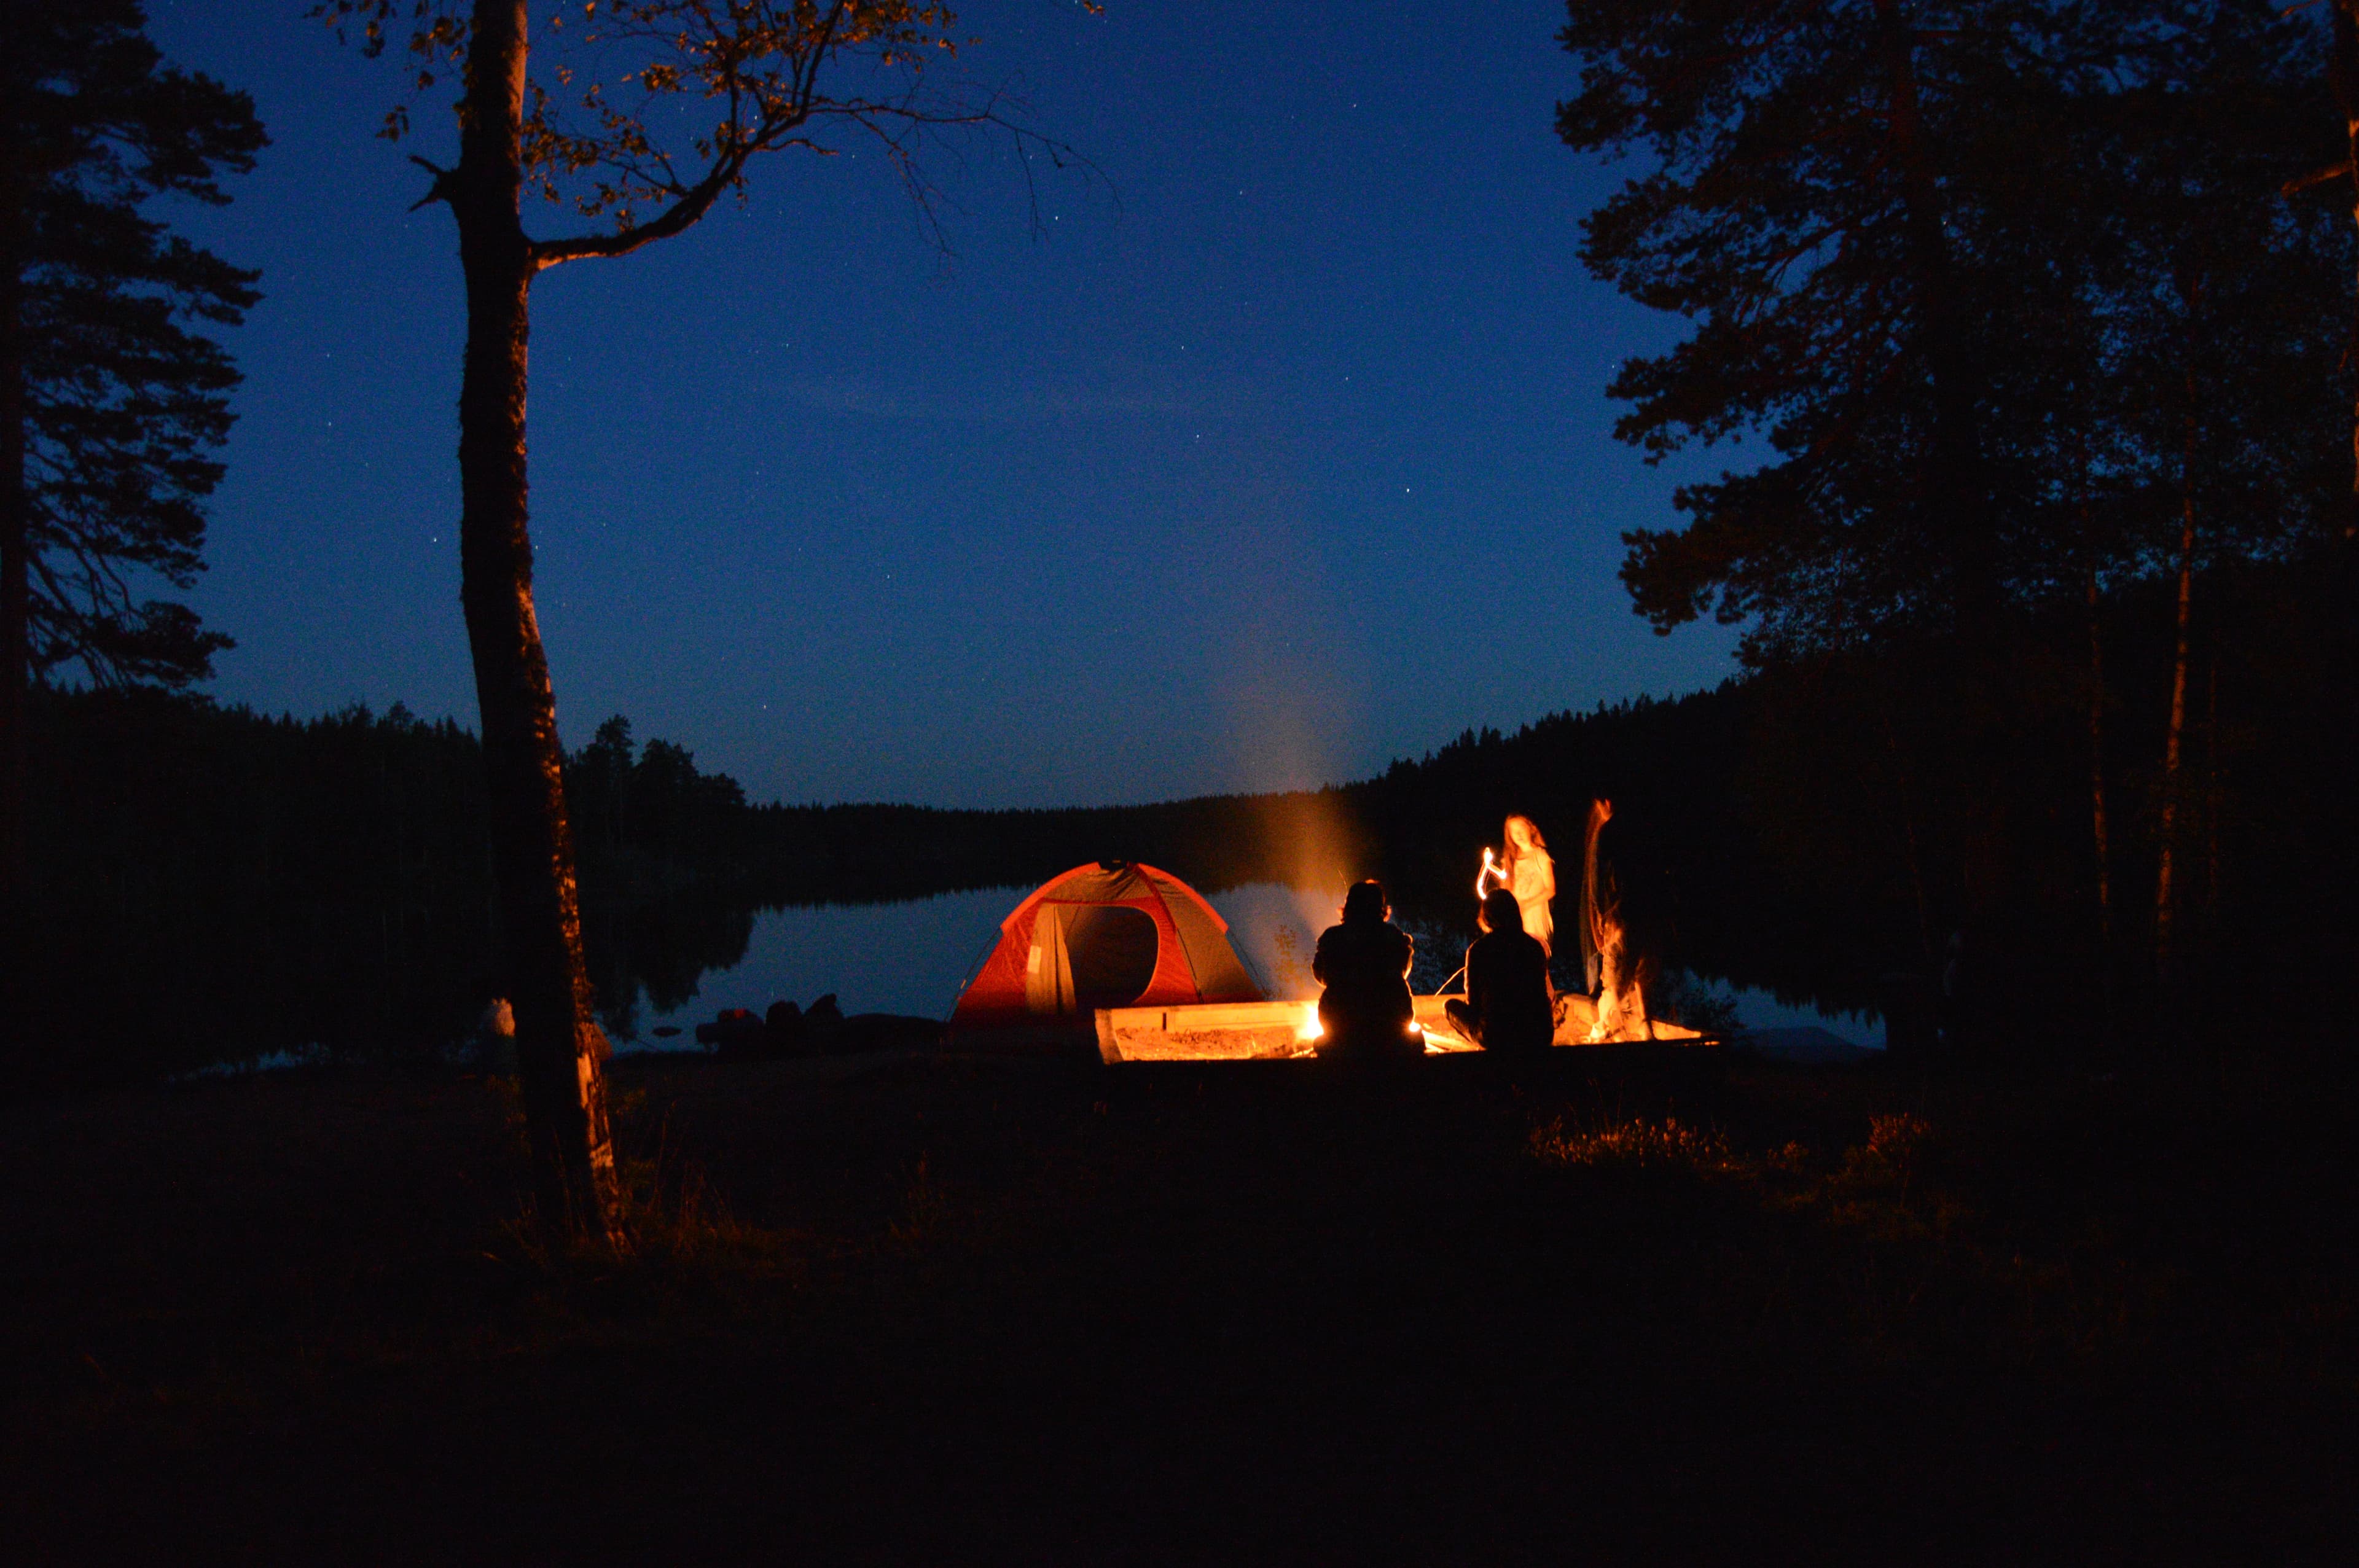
[1873,1,2006,1026]
[2085,555,2113,1023]
[2333,3,2359,542]
[1872,0,1993,642]
[2204,644,2221,935]
[0,134,29,1041]
[2156,378,2198,986]
[1874,698,1936,967]
[454,0,619,1239]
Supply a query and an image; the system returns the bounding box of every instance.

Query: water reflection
[619,883,1329,1037]
[623,887,1023,1035]
[1706,985,1882,1048]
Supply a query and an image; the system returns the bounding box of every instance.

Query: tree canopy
[5,0,263,688]
[313,0,1093,264]
[1558,0,2349,665]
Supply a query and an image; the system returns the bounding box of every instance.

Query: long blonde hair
[1501,814,1547,865]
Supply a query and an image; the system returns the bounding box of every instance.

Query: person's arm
[1538,856,1556,903]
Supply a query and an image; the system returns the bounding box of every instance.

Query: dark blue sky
[145,0,1739,808]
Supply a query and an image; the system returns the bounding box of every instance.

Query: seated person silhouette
[1444,889,1554,1056]
[1312,880,1420,1061]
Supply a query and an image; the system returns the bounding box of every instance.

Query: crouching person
[1313,880,1422,1063]
[1446,889,1554,1056]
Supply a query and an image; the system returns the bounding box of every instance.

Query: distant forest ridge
[35,679,1732,904]
[733,690,1734,906]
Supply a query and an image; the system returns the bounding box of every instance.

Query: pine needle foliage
[1556,1,2344,665]
[5,0,263,688]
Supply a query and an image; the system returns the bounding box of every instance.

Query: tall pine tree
[1,0,262,922]
[1558,2,2347,1023]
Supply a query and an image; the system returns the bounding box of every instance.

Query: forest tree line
[25,526,2351,1080]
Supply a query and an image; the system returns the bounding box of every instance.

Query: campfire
[1078,832,1712,1063]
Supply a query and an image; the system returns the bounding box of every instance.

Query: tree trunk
[2085,555,2113,1026]
[2203,644,2221,937]
[2156,380,2197,987]
[454,0,620,1239]
[1872,0,1993,642]
[0,134,29,1043]
[2333,3,2359,543]
[1872,1,2010,1024]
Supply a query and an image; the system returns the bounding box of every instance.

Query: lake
[624,883,1884,1050]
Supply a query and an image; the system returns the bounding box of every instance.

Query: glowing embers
[1089,995,1713,1061]
[1097,998,1481,1062]
[1095,1000,1310,1062]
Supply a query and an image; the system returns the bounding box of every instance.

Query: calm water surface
[628,883,1882,1049]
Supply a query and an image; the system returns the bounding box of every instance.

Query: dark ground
[2,1042,2353,1564]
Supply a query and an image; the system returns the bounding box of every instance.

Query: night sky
[144,0,1739,808]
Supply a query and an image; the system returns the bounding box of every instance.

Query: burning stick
[1476,847,1503,900]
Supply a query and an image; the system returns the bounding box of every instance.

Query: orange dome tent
[948,862,1264,1050]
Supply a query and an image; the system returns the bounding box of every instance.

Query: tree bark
[2084,555,2113,1024]
[2156,377,2197,987]
[1872,0,1994,644]
[0,127,29,1037]
[2203,644,2221,935]
[1873,1,2008,1024]
[453,0,619,1239]
[2333,2,2359,543]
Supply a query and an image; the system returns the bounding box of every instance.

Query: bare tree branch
[408,154,458,212]
[2281,160,2354,197]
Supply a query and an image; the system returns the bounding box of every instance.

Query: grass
[1530,1109,1737,1171]
[1,1044,2353,1562]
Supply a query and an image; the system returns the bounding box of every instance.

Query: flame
[1291,1004,1432,1053]
[1476,846,1500,900]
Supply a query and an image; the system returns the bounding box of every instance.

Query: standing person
[1579,797,1656,1041]
[1445,890,1554,1055]
[1312,880,1420,1062]
[1498,814,1557,956]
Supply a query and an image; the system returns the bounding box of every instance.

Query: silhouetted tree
[1556,1,2128,661]
[571,714,634,862]
[1,0,260,978]
[2310,2,2359,543]
[2065,13,2347,983]
[1559,2,2351,1028]
[316,0,1094,1238]
[1557,0,2147,1002]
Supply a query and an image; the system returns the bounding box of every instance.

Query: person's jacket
[1465,928,1553,1052]
[1313,918,1415,1039]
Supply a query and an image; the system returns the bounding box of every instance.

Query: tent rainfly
[948,862,1264,1050]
